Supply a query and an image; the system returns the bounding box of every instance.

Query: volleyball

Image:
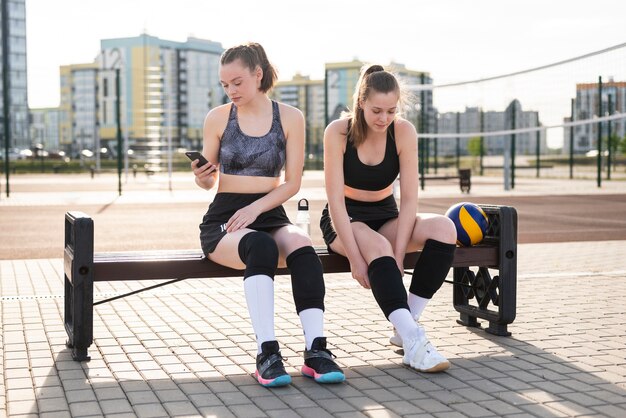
[445,202,489,247]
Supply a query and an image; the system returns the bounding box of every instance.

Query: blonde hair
[220,42,278,93]
[345,64,401,147]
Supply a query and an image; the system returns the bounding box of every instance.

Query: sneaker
[402,327,450,373]
[389,327,402,347]
[255,341,292,387]
[301,337,345,383]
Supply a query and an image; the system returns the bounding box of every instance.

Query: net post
[607,93,612,180]
[569,99,574,179]
[597,76,602,188]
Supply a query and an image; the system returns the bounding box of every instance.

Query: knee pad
[409,239,456,298]
[286,246,325,313]
[238,231,279,279]
[368,256,409,319]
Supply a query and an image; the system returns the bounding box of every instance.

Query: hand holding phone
[185,151,209,168]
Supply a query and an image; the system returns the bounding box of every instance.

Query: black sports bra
[343,121,400,191]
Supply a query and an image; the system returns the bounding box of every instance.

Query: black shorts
[320,195,399,247]
[199,192,292,255]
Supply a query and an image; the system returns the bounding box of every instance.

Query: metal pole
[455,112,460,170]
[95,118,100,171]
[607,93,612,180]
[535,126,540,178]
[418,110,424,190]
[479,109,484,176]
[420,73,428,173]
[569,98,574,179]
[116,69,122,196]
[419,135,425,190]
[323,68,328,128]
[597,76,602,188]
[165,58,172,192]
[511,103,516,189]
[2,0,11,198]
[434,116,438,174]
[304,83,310,170]
[94,67,101,172]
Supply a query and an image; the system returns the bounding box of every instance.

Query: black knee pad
[286,246,325,313]
[409,239,456,298]
[238,231,279,279]
[368,256,409,319]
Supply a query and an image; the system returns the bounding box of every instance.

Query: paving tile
[64,389,97,404]
[197,405,236,417]
[229,403,266,418]
[188,392,224,408]
[161,401,200,416]
[7,400,38,415]
[126,391,160,406]
[99,398,134,415]
[250,394,289,411]
[37,397,69,414]
[132,403,169,418]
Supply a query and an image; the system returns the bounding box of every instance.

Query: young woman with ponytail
[321,64,457,372]
[192,43,344,387]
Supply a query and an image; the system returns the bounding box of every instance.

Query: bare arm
[393,119,419,265]
[194,107,225,190]
[324,120,369,287]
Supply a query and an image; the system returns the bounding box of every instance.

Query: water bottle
[295,198,310,236]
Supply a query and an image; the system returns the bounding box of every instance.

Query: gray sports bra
[219,101,286,177]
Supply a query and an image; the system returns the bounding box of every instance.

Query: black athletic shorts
[199,192,292,255]
[320,194,399,247]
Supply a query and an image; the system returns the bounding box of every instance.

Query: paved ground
[1,172,626,417]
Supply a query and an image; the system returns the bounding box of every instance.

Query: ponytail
[347,64,400,147]
[221,42,278,93]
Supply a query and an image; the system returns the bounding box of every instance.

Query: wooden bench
[63,204,517,361]
[422,168,471,193]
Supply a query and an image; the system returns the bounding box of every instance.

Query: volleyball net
[405,42,626,181]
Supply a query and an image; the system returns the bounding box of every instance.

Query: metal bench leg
[457,313,480,328]
[64,213,94,361]
[486,322,510,336]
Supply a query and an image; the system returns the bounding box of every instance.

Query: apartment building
[274,74,325,168]
[565,79,625,154]
[97,34,223,164]
[59,63,99,157]
[437,100,543,156]
[0,0,29,150]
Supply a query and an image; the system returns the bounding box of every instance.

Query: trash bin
[459,168,471,193]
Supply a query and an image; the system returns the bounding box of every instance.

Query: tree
[465,136,483,171]
[467,136,482,157]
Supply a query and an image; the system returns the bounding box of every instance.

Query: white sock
[388,308,422,344]
[298,308,324,350]
[408,293,429,321]
[243,274,276,353]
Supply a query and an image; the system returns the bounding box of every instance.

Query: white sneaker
[402,328,450,373]
[389,328,402,347]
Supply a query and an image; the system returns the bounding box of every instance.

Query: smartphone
[185,151,209,168]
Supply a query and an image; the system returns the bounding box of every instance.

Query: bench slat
[92,246,497,282]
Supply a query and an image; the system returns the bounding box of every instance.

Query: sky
[26,0,626,146]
